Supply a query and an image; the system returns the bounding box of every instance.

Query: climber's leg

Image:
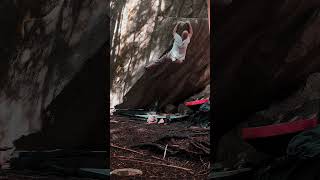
[145,53,170,70]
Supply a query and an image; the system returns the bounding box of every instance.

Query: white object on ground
[163,144,168,159]
[158,118,165,124]
[147,115,157,124]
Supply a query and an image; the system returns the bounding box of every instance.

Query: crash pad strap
[242,118,318,139]
[185,99,209,106]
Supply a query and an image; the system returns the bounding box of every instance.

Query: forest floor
[110,115,210,179]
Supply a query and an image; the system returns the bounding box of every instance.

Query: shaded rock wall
[0,0,108,164]
[250,73,320,121]
[211,0,320,161]
[187,84,210,101]
[110,0,209,108]
[212,0,320,152]
[14,42,108,151]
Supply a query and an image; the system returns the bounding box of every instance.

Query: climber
[145,20,193,70]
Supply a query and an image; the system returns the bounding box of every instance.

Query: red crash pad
[185,99,209,106]
[242,117,318,140]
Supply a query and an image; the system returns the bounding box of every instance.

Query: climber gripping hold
[145,21,193,70]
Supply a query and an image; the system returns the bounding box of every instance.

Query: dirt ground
[110,115,210,179]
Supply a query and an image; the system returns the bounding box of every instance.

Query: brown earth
[110,116,210,179]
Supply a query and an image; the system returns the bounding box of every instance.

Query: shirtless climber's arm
[172,22,180,35]
[186,21,193,38]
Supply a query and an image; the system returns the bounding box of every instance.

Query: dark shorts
[152,53,184,65]
[152,53,172,65]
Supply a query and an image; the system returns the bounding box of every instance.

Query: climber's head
[182,30,189,40]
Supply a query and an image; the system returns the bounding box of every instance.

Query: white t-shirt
[168,33,191,61]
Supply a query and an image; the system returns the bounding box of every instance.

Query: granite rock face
[212,0,320,139]
[111,0,209,109]
[247,73,320,126]
[117,19,209,110]
[0,0,108,165]
[212,0,320,165]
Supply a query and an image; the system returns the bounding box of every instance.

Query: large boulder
[0,0,108,164]
[116,18,210,110]
[247,73,320,125]
[212,0,320,141]
[110,0,209,109]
